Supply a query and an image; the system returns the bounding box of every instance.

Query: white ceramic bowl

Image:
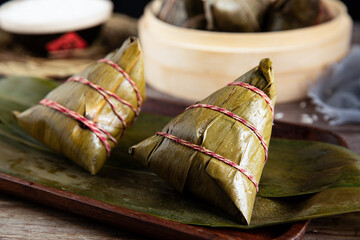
[138,0,352,103]
[0,0,113,56]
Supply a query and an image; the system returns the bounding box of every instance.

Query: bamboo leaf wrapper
[130,58,277,224]
[158,0,205,28]
[204,0,270,32]
[14,37,145,174]
[156,0,332,32]
[264,0,332,31]
[157,0,271,32]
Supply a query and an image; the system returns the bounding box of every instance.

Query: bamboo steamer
[138,0,352,103]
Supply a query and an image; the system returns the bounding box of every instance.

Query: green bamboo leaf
[260,139,360,197]
[0,76,58,152]
[0,76,359,228]
[0,133,359,229]
[264,0,332,31]
[0,76,58,107]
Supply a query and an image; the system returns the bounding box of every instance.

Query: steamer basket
[138,0,352,103]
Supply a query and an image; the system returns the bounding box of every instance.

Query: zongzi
[157,0,206,29]
[157,0,333,33]
[130,58,276,224]
[14,37,145,175]
[157,0,271,32]
[204,0,271,32]
[264,0,332,31]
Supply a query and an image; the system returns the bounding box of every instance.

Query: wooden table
[0,23,359,240]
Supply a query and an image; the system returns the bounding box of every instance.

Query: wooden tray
[0,97,348,240]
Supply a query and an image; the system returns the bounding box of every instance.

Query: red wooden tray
[0,97,348,240]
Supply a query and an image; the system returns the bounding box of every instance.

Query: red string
[186,104,268,163]
[67,76,138,117]
[97,59,142,114]
[227,82,274,118]
[156,132,259,192]
[39,99,116,157]
[67,76,141,137]
[67,76,127,137]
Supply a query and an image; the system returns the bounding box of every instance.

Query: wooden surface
[0,21,359,240]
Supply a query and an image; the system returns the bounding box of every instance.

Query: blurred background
[0,0,358,103]
[0,0,358,104]
[0,0,358,19]
[96,0,358,19]
[97,0,359,19]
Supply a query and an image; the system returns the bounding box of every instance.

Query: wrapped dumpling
[157,0,206,29]
[157,0,271,32]
[204,0,271,32]
[130,58,276,224]
[15,37,145,174]
[264,0,332,31]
